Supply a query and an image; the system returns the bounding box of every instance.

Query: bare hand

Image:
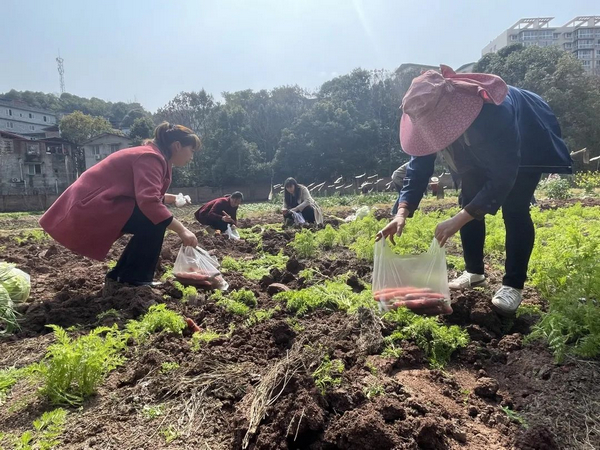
[222,215,234,224]
[434,210,474,247]
[282,209,288,215]
[434,217,462,247]
[179,228,198,247]
[376,216,406,245]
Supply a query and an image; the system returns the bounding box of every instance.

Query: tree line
[3,45,599,186]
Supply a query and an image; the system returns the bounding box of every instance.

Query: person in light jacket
[40,122,201,294]
[282,177,323,225]
[377,66,572,315]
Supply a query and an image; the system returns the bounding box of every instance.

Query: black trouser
[459,171,541,289]
[107,205,172,284]
[284,206,316,224]
[205,218,228,232]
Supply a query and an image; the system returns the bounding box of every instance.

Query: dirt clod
[474,377,500,399]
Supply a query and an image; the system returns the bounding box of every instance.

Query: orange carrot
[185,318,202,333]
[404,292,447,300]
[373,287,432,297]
[393,298,445,310]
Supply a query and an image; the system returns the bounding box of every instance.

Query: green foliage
[299,268,316,281]
[230,289,257,307]
[274,278,374,316]
[141,404,165,420]
[59,111,114,146]
[160,266,174,282]
[384,308,470,368]
[312,355,344,395]
[290,229,318,258]
[316,225,338,250]
[106,260,117,270]
[160,425,179,444]
[173,281,197,303]
[575,172,600,195]
[7,408,67,450]
[363,382,385,400]
[541,177,572,200]
[125,304,187,343]
[0,285,19,335]
[221,252,288,280]
[237,228,263,248]
[211,290,252,316]
[37,325,127,406]
[1,89,146,125]
[246,307,280,327]
[0,366,36,404]
[515,304,542,319]
[286,318,305,333]
[381,343,403,359]
[160,362,180,374]
[96,308,120,321]
[190,330,220,351]
[501,406,528,428]
[129,116,155,145]
[13,229,49,245]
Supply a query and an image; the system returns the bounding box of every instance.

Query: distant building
[483,16,600,73]
[82,132,131,170]
[0,99,58,136]
[0,131,77,195]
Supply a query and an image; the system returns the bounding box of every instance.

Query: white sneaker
[448,271,487,290]
[492,286,523,316]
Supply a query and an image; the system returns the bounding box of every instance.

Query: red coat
[40,143,173,261]
[195,197,238,224]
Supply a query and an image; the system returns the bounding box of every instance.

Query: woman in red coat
[40,122,200,292]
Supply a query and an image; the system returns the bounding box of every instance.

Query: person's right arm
[133,155,197,247]
[376,154,436,243]
[208,199,234,223]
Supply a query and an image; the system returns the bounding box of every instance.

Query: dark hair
[284,177,301,208]
[152,122,201,159]
[230,191,244,201]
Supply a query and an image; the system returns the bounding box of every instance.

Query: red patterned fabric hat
[400,65,508,156]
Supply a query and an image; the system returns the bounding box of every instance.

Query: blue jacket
[398,86,572,220]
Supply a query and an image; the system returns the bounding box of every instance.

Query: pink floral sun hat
[399,65,509,157]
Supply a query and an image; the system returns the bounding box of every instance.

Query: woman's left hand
[434,210,474,247]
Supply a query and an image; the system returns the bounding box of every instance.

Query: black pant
[459,171,541,289]
[107,205,172,284]
[205,217,228,232]
[284,206,316,224]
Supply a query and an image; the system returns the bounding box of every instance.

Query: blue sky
[1,0,596,111]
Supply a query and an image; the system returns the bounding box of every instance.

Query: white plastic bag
[355,205,369,219]
[173,246,228,290]
[0,262,31,303]
[175,193,191,207]
[372,239,452,315]
[225,224,240,240]
[291,211,306,225]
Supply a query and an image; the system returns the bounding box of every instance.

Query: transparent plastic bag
[291,211,306,225]
[355,205,369,219]
[372,239,452,315]
[225,224,240,240]
[175,193,191,207]
[173,246,228,290]
[0,262,31,303]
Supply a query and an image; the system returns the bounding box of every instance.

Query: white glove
[175,193,192,207]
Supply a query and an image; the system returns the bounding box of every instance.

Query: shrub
[316,225,338,250]
[542,177,572,200]
[575,171,600,195]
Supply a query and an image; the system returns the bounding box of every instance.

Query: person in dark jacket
[377,66,572,315]
[195,192,243,232]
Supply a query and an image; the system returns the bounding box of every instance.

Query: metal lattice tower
[56,56,65,94]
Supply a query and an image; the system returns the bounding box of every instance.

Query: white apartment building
[483,17,600,73]
[0,99,57,136]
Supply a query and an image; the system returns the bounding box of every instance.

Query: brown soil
[1,206,599,449]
